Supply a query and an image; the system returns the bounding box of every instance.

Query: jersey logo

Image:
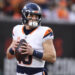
[43,28,53,38]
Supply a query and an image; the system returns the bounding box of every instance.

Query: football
[15,39,28,62]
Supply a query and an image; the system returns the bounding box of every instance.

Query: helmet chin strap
[28,21,38,27]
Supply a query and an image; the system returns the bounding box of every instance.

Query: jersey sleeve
[12,26,18,40]
[43,28,54,42]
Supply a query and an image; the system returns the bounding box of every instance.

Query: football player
[6,3,56,75]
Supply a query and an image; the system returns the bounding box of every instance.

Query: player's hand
[20,43,34,55]
[11,40,20,51]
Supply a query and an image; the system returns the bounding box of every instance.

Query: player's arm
[6,40,19,59]
[6,25,19,59]
[41,27,56,63]
[6,40,15,59]
[42,39,56,63]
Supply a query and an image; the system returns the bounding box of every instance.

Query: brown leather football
[15,39,28,62]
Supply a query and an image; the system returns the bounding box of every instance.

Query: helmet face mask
[21,3,42,27]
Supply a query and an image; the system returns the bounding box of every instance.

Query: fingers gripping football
[15,39,34,62]
[15,39,28,61]
[20,43,34,55]
[12,41,20,51]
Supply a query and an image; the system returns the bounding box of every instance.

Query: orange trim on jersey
[44,28,53,37]
[22,25,25,34]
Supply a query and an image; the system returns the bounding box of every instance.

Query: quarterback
[7,3,56,75]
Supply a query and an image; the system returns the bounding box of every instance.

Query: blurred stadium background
[0,0,75,75]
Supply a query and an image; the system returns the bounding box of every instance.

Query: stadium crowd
[0,0,75,23]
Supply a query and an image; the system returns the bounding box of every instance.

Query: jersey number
[19,55,32,65]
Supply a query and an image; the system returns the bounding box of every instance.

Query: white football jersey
[12,25,54,68]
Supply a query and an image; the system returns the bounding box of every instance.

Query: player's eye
[27,14,39,21]
[32,15,39,20]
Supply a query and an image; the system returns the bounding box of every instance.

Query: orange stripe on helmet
[33,11,39,13]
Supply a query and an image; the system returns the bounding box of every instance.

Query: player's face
[27,14,39,21]
[26,14,39,28]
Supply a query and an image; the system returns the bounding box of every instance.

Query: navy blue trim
[17,65,45,74]
[9,48,15,55]
[23,27,37,35]
[43,32,53,38]
[33,50,43,59]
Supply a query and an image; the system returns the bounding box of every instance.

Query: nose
[32,15,37,20]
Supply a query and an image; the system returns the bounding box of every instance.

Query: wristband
[33,50,43,59]
[9,48,15,55]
